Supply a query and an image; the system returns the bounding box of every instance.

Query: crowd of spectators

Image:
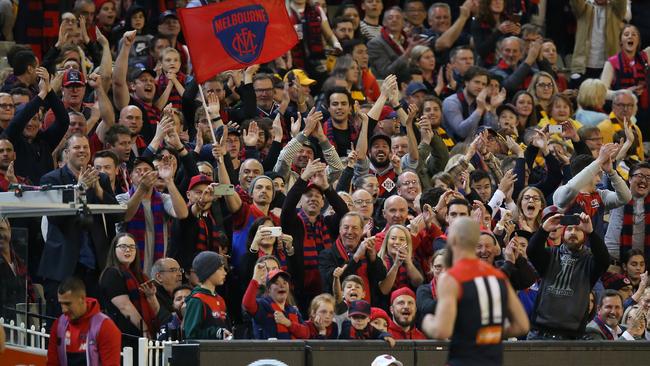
[1,0,650,362]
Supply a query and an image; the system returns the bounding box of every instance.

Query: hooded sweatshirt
[47,298,121,366]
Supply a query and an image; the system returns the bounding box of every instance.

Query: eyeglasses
[353,199,373,206]
[116,244,137,251]
[0,104,14,109]
[614,103,635,109]
[400,180,419,187]
[632,173,650,182]
[160,267,185,274]
[536,83,553,89]
[522,195,541,202]
[254,88,273,94]
[584,136,603,142]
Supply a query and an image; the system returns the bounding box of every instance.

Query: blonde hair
[378,225,413,260]
[577,79,607,109]
[526,71,558,102]
[409,45,434,68]
[309,293,336,319]
[159,47,181,62]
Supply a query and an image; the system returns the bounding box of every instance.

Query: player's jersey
[446,258,509,366]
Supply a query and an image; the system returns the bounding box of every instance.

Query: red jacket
[387,319,426,340]
[47,298,122,366]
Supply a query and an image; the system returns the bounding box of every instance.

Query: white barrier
[1,317,138,365]
[139,337,179,366]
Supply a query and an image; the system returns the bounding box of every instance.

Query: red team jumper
[445,258,508,366]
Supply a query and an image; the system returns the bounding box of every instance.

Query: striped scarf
[384,255,409,292]
[593,315,615,340]
[270,300,303,339]
[335,238,371,302]
[120,266,157,333]
[620,195,650,261]
[323,118,359,156]
[436,127,455,150]
[289,4,325,68]
[156,72,186,110]
[195,209,222,252]
[298,209,332,294]
[134,96,161,126]
[126,187,166,269]
[611,51,649,109]
[380,27,408,56]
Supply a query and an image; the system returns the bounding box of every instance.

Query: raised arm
[88,73,115,143]
[113,30,137,110]
[434,0,472,51]
[214,137,242,213]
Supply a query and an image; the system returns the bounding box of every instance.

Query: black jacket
[38,165,118,281]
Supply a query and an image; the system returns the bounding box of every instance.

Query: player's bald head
[447,217,480,251]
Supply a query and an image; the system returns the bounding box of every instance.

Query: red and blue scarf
[120,265,157,333]
[298,209,333,294]
[126,187,166,268]
[620,195,650,261]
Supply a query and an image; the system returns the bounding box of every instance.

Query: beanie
[192,251,223,282]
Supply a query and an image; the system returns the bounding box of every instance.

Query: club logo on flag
[212,4,269,64]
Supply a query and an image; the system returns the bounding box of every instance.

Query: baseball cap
[267,269,291,285]
[132,156,155,171]
[379,105,397,121]
[285,69,316,86]
[347,300,371,317]
[602,272,633,291]
[542,205,560,221]
[476,125,498,136]
[370,134,391,148]
[371,355,403,366]
[128,67,156,82]
[159,9,178,23]
[496,103,518,117]
[62,69,85,87]
[405,81,427,97]
[188,174,213,191]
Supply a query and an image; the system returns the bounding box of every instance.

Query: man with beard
[527,212,610,339]
[322,87,357,158]
[114,30,160,144]
[357,134,396,198]
[0,138,28,191]
[39,134,117,317]
[216,144,278,270]
[274,108,344,189]
[281,159,349,311]
[422,218,529,364]
[585,290,625,340]
[332,17,354,42]
[442,66,497,141]
[606,162,650,261]
[319,212,387,304]
[388,287,426,339]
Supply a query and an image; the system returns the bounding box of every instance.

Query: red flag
[178,0,299,83]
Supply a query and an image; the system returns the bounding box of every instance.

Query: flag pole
[197,84,219,144]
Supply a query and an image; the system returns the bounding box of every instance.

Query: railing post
[138,337,149,366]
[122,346,133,366]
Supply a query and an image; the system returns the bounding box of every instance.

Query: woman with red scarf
[377,225,424,296]
[99,233,160,349]
[601,24,650,138]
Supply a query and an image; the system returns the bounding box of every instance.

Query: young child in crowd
[183,252,232,340]
[158,285,192,341]
[370,307,391,333]
[155,47,186,110]
[304,293,338,339]
[243,264,309,339]
[334,275,367,328]
[339,300,395,347]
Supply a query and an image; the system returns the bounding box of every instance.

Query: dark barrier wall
[171,340,650,366]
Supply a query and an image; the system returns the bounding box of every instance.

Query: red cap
[379,105,396,121]
[188,174,212,191]
[370,307,390,323]
[62,69,85,87]
[390,286,416,304]
[267,269,291,284]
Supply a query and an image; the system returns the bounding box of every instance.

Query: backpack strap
[85,312,109,366]
[56,315,69,366]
